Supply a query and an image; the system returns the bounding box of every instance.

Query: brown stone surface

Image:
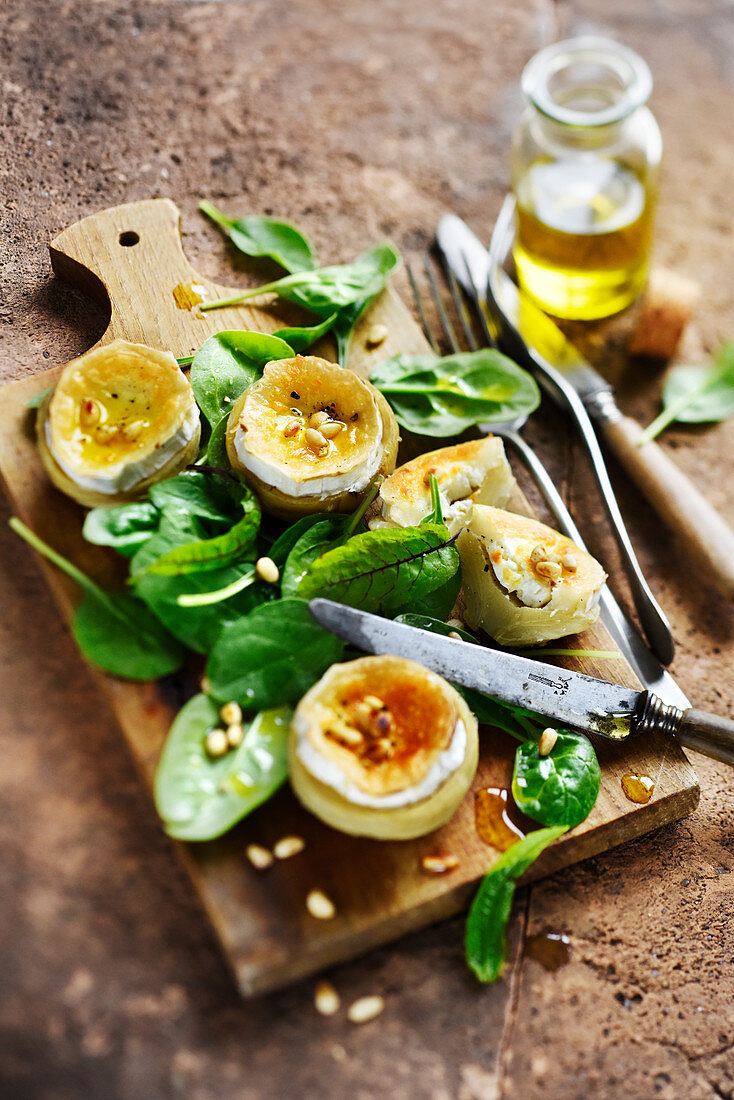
[1,1,732,1097]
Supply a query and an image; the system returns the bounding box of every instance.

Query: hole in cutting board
[118,230,140,247]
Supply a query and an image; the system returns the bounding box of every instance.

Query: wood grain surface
[0,200,699,996]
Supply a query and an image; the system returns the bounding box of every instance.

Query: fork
[405,253,689,706]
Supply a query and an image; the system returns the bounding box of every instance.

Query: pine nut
[535,561,563,582]
[421,854,459,874]
[309,410,331,428]
[347,995,384,1024]
[314,980,340,1016]
[220,701,242,726]
[305,427,328,451]
[227,723,244,748]
[204,728,229,758]
[283,418,301,438]
[446,618,465,630]
[79,398,101,430]
[273,835,305,860]
[255,557,280,584]
[562,552,578,572]
[448,631,462,640]
[327,722,363,746]
[200,675,211,695]
[538,727,559,756]
[321,420,344,438]
[363,695,384,711]
[365,324,389,348]
[530,544,546,564]
[246,843,274,870]
[306,889,336,920]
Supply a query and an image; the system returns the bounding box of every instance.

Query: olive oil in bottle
[511,37,662,320]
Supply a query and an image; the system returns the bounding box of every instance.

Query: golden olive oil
[513,158,655,319]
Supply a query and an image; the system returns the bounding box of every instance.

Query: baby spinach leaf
[199,201,316,274]
[203,416,230,469]
[332,297,370,366]
[190,331,294,428]
[268,513,336,567]
[83,501,161,556]
[512,732,600,829]
[143,495,260,577]
[296,523,460,614]
[200,243,401,317]
[134,565,266,654]
[149,468,243,522]
[371,349,540,436]
[639,342,734,443]
[154,693,292,842]
[272,313,339,353]
[26,384,54,409]
[465,825,568,983]
[10,518,183,679]
[398,569,462,620]
[280,516,349,597]
[72,590,184,679]
[206,598,345,709]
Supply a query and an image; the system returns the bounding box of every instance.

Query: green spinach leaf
[26,384,54,409]
[200,242,401,317]
[371,349,540,436]
[512,732,600,829]
[465,825,568,983]
[639,342,734,443]
[296,523,460,614]
[83,501,161,556]
[206,597,345,709]
[280,515,349,597]
[199,201,316,274]
[332,297,370,366]
[10,518,183,679]
[190,330,294,428]
[143,495,260,576]
[273,313,339,353]
[154,693,292,841]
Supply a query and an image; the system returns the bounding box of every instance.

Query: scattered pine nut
[530,544,546,564]
[347,995,384,1024]
[204,728,229,758]
[538,727,559,756]
[246,843,274,870]
[305,427,328,451]
[421,854,459,874]
[273,835,305,860]
[535,560,563,582]
[448,631,462,641]
[255,556,280,584]
[309,410,332,428]
[283,418,301,438]
[366,324,389,348]
[561,553,577,572]
[446,618,465,630]
[363,695,384,710]
[314,980,340,1016]
[327,722,363,747]
[321,419,345,438]
[306,889,336,920]
[227,723,244,749]
[220,701,242,726]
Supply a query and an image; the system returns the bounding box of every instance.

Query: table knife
[309,599,734,765]
[437,201,734,606]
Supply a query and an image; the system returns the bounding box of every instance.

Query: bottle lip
[521,36,653,127]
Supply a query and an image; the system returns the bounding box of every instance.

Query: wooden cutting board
[0,199,699,996]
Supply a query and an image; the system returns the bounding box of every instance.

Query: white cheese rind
[294,715,468,809]
[47,398,200,495]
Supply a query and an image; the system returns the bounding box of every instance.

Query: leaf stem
[199,271,308,313]
[10,517,108,604]
[638,375,712,445]
[199,200,234,233]
[176,567,256,607]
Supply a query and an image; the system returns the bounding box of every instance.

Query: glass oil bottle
[511,37,662,320]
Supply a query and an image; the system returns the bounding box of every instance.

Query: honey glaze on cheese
[294,660,468,809]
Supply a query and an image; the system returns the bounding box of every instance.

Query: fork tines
[406,251,494,357]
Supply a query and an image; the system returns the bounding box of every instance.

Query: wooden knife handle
[678,708,734,765]
[600,413,734,600]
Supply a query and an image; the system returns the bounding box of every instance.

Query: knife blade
[437,203,734,604]
[308,599,734,764]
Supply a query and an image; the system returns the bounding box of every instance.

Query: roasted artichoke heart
[458,505,607,646]
[289,655,479,840]
[225,355,399,518]
[371,435,515,535]
[38,339,200,508]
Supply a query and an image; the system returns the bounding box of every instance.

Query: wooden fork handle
[599,413,734,600]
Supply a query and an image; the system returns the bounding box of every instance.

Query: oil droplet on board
[474,787,525,851]
[621,772,655,804]
[172,281,208,311]
[524,932,571,972]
